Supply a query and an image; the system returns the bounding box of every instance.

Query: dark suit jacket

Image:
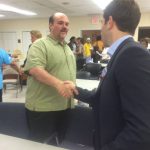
[76,38,150,150]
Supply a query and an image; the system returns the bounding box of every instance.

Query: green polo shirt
[24,36,76,111]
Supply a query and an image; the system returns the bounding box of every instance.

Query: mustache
[60,29,68,32]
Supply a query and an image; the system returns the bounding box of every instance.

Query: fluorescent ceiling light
[0,4,37,16]
[92,0,113,10]
[0,14,5,17]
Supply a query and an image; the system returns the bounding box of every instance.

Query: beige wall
[0,13,150,50]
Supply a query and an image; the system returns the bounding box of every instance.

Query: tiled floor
[3,85,26,103]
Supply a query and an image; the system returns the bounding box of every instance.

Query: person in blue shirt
[0,48,21,102]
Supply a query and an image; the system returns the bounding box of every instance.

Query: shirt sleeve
[24,40,47,72]
[1,49,12,65]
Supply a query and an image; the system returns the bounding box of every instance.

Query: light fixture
[0,4,37,16]
[0,14,5,17]
[92,0,113,10]
[62,2,69,5]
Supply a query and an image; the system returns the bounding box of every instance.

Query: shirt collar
[107,35,133,57]
[48,35,67,46]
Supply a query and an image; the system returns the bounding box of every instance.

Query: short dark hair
[70,36,76,41]
[49,14,55,24]
[96,35,102,41]
[77,37,84,44]
[103,0,141,35]
[140,38,148,47]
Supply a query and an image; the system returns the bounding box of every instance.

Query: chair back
[76,71,91,79]
[83,63,102,80]
[76,57,85,71]
[64,106,94,147]
[3,66,21,97]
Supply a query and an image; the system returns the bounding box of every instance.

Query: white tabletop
[76,79,99,90]
[100,63,107,67]
[0,134,68,150]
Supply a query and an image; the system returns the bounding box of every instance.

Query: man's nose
[63,23,68,28]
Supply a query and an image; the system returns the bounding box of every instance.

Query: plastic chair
[76,57,86,71]
[76,71,91,80]
[83,63,102,80]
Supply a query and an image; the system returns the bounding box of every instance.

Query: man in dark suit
[72,0,150,149]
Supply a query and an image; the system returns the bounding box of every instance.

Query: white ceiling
[0,0,150,20]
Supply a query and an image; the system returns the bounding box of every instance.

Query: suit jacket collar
[107,35,133,57]
[107,37,134,70]
[96,37,134,93]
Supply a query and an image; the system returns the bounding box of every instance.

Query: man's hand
[55,81,78,98]
[10,61,23,75]
[28,67,78,98]
[18,68,24,75]
[64,80,79,95]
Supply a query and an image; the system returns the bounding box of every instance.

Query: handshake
[55,80,78,99]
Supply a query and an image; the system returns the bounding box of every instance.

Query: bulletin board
[81,30,101,42]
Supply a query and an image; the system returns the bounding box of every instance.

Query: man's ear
[108,16,114,30]
[49,23,52,31]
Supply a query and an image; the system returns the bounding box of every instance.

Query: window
[138,27,150,42]
[0,32,17,52]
